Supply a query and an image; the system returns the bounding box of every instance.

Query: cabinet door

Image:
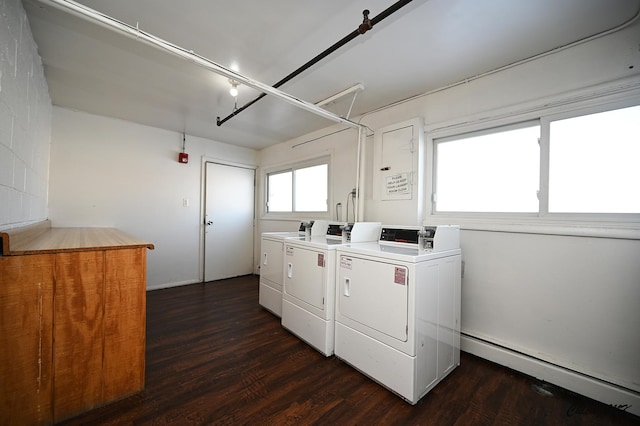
[374,124,415,201]
[103,248,146,402]
[54,251,105,422]
[0,255,54,425]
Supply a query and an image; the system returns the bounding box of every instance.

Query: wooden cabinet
[53,250,106,421]
[102,248,147,403]
[0,222,153,425]
[0,254,54,425]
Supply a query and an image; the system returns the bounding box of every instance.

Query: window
[266,161,328,213]
[432,101,640,219]
[434,123,540,213]
[266,171,292,212]
[548,105,640,214]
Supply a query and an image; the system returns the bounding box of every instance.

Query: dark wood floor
[59,275,637,425]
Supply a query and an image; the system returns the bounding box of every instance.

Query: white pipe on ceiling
[37,0,363,130]
[315,83,365,107]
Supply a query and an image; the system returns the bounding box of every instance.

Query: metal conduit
[37,0,362,129]
[35,0,411,222]
[216,0,414,127]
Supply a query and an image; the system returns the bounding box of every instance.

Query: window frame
[427,95,640,229]
[539,101,640,221]
[263,155,331,218]
[433,120,542,216]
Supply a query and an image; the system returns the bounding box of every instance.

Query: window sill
[426,216,640,240]
[261,213,332,222]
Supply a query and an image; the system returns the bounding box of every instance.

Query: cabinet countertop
[1,222,154,255]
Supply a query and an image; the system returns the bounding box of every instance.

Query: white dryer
[259,220,328,317]
[281,222,381,356]
[334,225,461,404]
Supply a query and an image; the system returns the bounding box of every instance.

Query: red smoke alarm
[178,152,189,164]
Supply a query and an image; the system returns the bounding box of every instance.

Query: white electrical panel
[373,118,424,202]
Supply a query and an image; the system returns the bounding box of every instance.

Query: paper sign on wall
[385,173,410,197]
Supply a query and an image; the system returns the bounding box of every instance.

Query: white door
[373,123,416,201]
[283,244,326,310]
[337,254,409,341]
[205,162,255,282]
[261,237,283,287]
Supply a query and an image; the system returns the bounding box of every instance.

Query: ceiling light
[228,79,239,97]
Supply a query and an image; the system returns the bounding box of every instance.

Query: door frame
[199,156,258,283]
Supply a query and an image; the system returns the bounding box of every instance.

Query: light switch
[183,198,190,207]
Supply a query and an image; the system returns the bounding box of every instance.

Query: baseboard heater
[460,332,639,417]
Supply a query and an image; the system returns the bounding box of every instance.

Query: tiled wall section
[0,0,51,229]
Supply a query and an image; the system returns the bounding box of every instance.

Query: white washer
[259,220,328,317]
[281,222,381,356]
[334,225,461,404]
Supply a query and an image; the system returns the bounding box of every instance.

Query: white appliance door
[284,245,325,310]
[204,162,255,282]
[337,254,408,342]
[374,124,415,201]
[261,238,283,285]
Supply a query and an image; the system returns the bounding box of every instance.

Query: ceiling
[23,0,640,150]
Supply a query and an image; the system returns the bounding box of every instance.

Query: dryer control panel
[380,225,460,252]
[380,227,419,244]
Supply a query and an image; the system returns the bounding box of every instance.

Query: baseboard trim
[461,334,639,417]
[147,279,201,291]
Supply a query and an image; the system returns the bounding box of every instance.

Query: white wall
[0,0,51,230]
[256,125,360,271]
[258,18,640,414]
[49,107,257,289]
[256,126,362,269]
[357,17,640,410]
[11,0,638,410]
